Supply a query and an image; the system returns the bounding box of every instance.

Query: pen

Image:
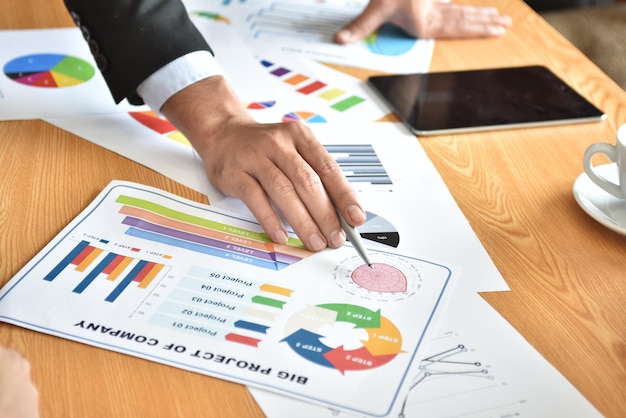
[337,211,373,267]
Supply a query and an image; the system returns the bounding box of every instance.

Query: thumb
[334,4,388,44]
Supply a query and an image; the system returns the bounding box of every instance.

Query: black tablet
[367,65,605,135]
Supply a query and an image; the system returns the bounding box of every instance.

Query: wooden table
[1,1,624,417]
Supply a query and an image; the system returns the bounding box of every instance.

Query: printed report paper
[0,180,454,417]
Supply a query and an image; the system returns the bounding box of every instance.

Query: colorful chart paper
[0,181,452,417]
[206,0,434,73]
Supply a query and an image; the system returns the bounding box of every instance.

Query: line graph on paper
[396,330,527,418]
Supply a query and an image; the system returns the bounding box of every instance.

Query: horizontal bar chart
[324,144,392,185]
[115,195,311,271]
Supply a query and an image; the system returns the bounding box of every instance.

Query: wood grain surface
[1,0,624,417]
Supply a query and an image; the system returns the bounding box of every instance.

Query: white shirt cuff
[137,50,223,112]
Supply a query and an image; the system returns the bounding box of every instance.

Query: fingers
[232,172,292,247]
[0,347,40,418]
[421,3,512,39]
[161,77,362,252]
[279,123,366,247]
[210,122,365,252]
[235,158,339,253]
[293,125,367,229]
[334,1,390,44]
[334,0,511,43]
[0,347,31,378]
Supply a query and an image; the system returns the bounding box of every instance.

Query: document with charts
[0,180,453,417]
[183,0,434,74]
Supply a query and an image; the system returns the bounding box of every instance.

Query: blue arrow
[281,329,335,368]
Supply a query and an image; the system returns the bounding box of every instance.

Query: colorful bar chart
[115,195,312,271]
[260,59,366,113]
[43,240,168,302]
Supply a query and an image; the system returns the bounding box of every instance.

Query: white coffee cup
[583,124,626,199]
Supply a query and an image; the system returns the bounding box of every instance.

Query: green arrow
[317,303,381,328]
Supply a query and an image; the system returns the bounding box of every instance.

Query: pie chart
[3,53,95,88]
[129,111,191,146]
[246,100,276,110]
[282,111,327,123]
[359,211,400,248]
[365,23,416,56]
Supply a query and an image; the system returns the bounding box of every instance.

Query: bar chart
[43,239,170,302]
[115,194,312,271]
[325,144,392,186]
[261,59,366,114]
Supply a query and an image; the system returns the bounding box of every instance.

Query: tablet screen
[367,65,605,135]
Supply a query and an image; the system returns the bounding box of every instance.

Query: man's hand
[334,0,512,43]
[161,76,367,252]
[0,347,40,418]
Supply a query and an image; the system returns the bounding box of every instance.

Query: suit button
[95,54,108,72]
[70,11,81,27]
[88,39,99,55]
[80,25,91,41]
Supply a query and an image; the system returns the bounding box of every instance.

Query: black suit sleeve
[64,0,213,105]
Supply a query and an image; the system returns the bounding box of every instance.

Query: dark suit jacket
[64,0,213,105]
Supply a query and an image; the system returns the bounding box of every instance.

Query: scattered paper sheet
[184,0,434,73]
[0,28,136,120]
[249,291,601,417]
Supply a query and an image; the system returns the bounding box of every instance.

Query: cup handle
[583,143,623,198]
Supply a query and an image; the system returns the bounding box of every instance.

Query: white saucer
[573,163,626,235]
